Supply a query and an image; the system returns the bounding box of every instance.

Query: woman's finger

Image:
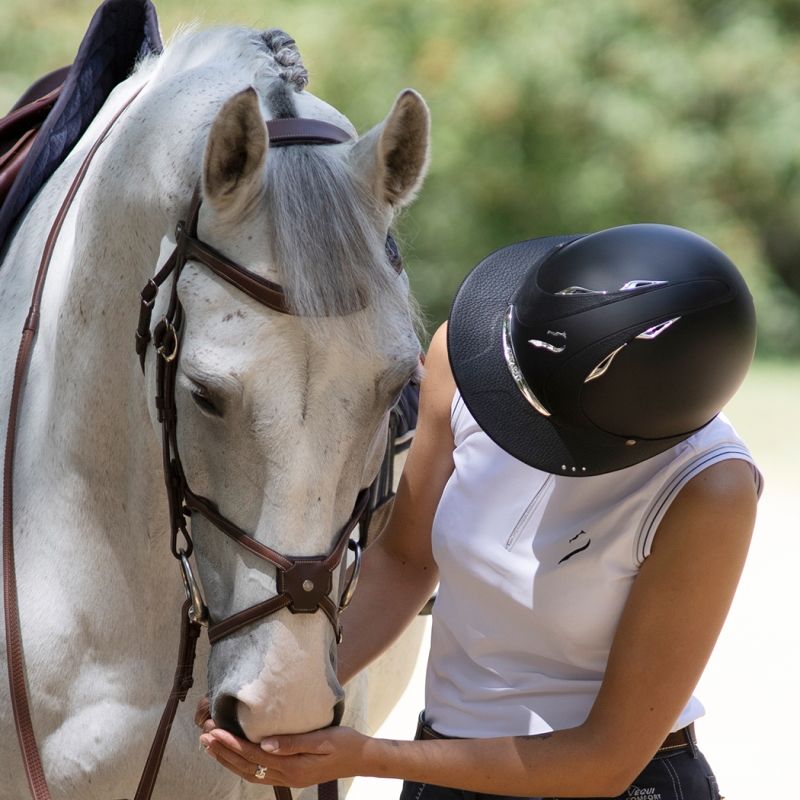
[260,730,332,756]
[206,728,265,761]
[194,696,213,729]
[204,740,285,786]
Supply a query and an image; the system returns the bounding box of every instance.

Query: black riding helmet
[447,224,756,476]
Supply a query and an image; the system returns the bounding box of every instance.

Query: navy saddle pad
[0,0,162,256]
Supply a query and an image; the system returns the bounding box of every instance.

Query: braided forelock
[260,29,309,92]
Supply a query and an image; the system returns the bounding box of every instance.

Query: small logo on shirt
[558,530,591,564]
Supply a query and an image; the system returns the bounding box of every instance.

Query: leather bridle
[4,86,404,800]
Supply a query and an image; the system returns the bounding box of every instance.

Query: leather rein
[4,86,399,800]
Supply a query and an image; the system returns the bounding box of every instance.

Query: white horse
[0,25,429,800]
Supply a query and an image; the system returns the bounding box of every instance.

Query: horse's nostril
[213,693,247,739]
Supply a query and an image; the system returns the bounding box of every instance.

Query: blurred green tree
[2,0,798,353]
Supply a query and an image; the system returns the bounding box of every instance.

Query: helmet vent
[556,285,606,295]
[557,279,668,296]
[635,317,680,340]
[584,343,628,383]
[620,279,668,291]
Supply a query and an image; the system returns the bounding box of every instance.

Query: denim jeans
[399,735,722,800]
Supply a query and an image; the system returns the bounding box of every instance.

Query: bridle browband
[4,86,400,800]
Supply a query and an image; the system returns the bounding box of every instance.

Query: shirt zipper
[504,475,554,550]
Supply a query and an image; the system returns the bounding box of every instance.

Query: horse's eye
[385,233,403,273]
[191,390,223,418]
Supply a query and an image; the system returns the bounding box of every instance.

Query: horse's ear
[351,89,430,208]
[203,87,267,215]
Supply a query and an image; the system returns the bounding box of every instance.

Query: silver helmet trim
[502,307,552,417]
[557,279,669,295]
[528,339,566,354]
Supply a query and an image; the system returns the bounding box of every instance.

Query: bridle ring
[156,321,179,362]
[339,539,362,611]
[178,550,208,626]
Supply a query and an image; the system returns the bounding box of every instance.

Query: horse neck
[43,77,205,528]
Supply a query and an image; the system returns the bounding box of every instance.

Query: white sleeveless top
[424,392,763,738]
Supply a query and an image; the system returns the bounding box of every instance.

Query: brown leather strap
[269,779,338,800]
[0,129,40,206]
[0,82,62,208]
[3,83,145,800]
[181,230,292,313]
[182,488,294,570]
[208,595,292,644]
[133,601,202,800]
[0,86,61,155]
[657,723,696,753]
[265,118,351,147]
[8,68,68,114]
[3,330,51,800]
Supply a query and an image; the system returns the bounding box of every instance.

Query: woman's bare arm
[336,324,455,685]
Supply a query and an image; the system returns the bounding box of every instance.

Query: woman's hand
[199,725,371,788]
[194,696,216,735]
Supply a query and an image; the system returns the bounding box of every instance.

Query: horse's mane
[134,25,406,324]
[265,147,397,320]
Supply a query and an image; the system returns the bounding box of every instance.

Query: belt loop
[414,711,426,741]
[686,722,698,759]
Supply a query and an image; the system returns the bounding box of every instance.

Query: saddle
[0,0,162,255]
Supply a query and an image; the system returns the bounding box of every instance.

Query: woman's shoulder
[673,413,763,498]
[634,414,763,563]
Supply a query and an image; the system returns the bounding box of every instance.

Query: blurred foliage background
[1,0,799,357]
[1,8,795,794]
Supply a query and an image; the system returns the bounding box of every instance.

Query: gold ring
[255,764,268,780]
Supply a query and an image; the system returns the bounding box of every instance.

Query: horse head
[141,30,430,741]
